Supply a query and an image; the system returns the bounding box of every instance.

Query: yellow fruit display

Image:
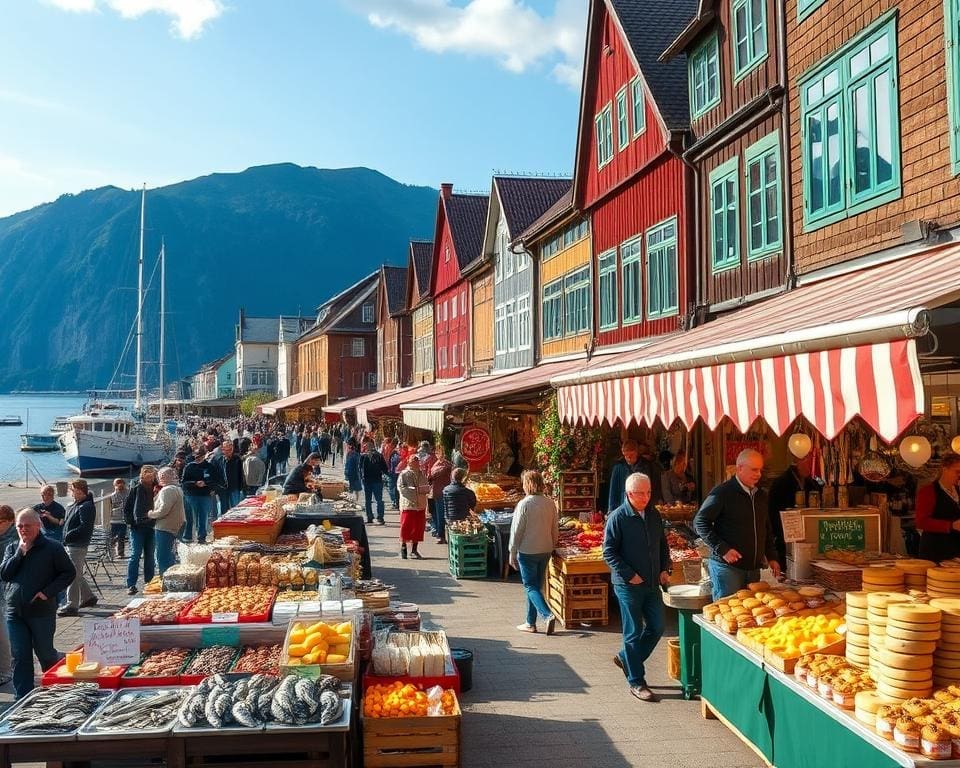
[286,619,353,666]
[740,612,844,660]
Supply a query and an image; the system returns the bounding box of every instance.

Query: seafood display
[129,648,192,678]
[232,644,283,675]
[83,688,187,732]
[184,646,237,676]
[1,684,107,734]
[177,673,343,729]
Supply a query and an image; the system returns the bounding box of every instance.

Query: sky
[0,0,586,218]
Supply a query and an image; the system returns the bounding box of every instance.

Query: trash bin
[450,648,473,693]
[666,637,681,681]
[55,481,68,497]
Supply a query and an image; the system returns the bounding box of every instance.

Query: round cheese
[877,681,933,700]
[886,618,943,635]
[846,606,869,620]
[881,664,934,683]
[877,675,935,692]
[888,603,942,624]
[931,655,960,669]
[885,625,942,643]
[855,690,883,713]
[884,637,938,654]
[879,649,935,670]
[929,568,960,583]
[894,559,937,573]
[929,598,960,615]
[922,579,960,591]
[846,591,870,608]
[937,641,960,654]
[867,592,911,609]
[863,567,906,581]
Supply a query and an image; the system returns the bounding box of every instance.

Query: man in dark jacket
[58,479,97,617]
[607,439,662,513]
[2,508,75,698]
[603,473,670,703]
[767,454,819,566]
[211,440,243,517]
[359,440,389,525]
[693,449,781,600]
[181,447,216,543]
[441,468,477,543]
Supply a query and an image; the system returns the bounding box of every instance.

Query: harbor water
[0,393,87,485]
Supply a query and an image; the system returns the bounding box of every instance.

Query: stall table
[283,513,371,579]
[695,614,957,768]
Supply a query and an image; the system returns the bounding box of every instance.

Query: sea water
[0,393,88,483]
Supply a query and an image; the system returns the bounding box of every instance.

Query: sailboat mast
[134,184,145,413]
[159,240,165,423]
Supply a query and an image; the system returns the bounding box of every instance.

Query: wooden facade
[470,270,494,374]
[787,0,960,272]
[538,221,593,359]
[375,265,411,391]
[406,240,434,386]
[412,304,434,385]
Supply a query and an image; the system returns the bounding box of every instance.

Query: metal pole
[159,240,165,423]
[135,184,145,413]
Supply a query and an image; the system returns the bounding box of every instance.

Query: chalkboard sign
[818,517,866,553]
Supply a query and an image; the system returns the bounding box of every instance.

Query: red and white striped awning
[556,339,924,442]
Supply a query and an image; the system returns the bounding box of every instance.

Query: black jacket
[273,438,290,461]
[359,451,388,484]
[442,482,477,523]
[62,493,96,547]
[211,454,244,492]
[182,459,220,496]
[693,478,778,571]
[123,481,157,529]
[282,466,313,496]
[1,535,76,618]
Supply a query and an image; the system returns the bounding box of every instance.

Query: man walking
[693,449,781,600]
[603,473,670,703]
[211,440,243,516]
[181,447,216,543]
[359,440,389,525]
[607,439,662,513]
[58,479,97,617]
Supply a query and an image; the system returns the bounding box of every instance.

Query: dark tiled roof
[495,177,572,239]
[518,188,575,244]
[410,240,433,299]
[239,317,281,343]
[381,265,408,316]
[446,194,489,271]
[279,317,311,342]
[608,0,697,130]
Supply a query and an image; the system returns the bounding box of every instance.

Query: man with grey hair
[603,473,670,703]
[33,485,65,543]
[1,508,75,698]
[693,449,780,600]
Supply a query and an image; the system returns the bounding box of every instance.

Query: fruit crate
[546,575,609,628]
[362,699,461,768]
[448,533,487,580]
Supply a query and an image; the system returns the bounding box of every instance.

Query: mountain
[0,164,437,392]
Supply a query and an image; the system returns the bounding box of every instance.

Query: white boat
[20,434,60,452]
[0,415,23,426]
[60,187,173,476]
[50,416,72,434]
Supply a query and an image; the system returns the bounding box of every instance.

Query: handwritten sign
[82,618,140,665]
[460,425,492,470]
[211,612,239,624]
[200,625,240,647]
[818,517,866,553]
[780,510,806,544]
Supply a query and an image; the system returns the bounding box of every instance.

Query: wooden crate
[763,637,845,674]
[546,572,609,627]
[549,554,609,577]
[362,702,461,768]
[211,516,284,545]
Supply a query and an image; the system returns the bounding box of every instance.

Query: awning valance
[259,390,326,416]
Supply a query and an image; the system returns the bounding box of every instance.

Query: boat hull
[60,429,171,476]
[20,434,60,452]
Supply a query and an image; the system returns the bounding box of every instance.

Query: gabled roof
[238,317,281,344]
[660,0,716,61]
[380,265,408,317]
[198,352,234,373]
[279,316,312,342]
[495,176,572,239]
[407,240,434,310]
[300,271,380,343]
[517,188,575,245]
[442,192,489,272]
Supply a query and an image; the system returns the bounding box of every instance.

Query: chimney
[440,183,453,200]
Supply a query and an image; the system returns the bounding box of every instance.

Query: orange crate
[362,699,461,768]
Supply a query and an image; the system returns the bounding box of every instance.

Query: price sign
[460,425,492,471]
[211,612,239,624]
[82,618,140,665]
[780,510,806,544]
[817,517,866,553]
[200,625,240,647]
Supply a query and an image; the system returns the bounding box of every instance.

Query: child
[108,477,129,558]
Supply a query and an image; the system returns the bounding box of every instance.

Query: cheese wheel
[929,598,960,615]
[877,675,935,692]
[880,649,934,670]
[846,606,869,620]
[888,603,942,624]
[884,637,938,654]
[929,568,960,582]
[855,690,883,712]
[846,591,870,608]
[878,681,933,700]
[881,665,934,683]
[923,579,960,591]
[931,655,960,669]
[868,592,911,608]
[935,650,960,664]
[937,642,960,655]
[854,708,879,726]
[894,559,936,573]
[863,566,906,580]
[887,618,943,635]
[886,625,942,643]
[933,666,960,680]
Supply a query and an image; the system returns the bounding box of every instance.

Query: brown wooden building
[786,0,960,273]
[662,0,789,313]
[406,240,435,386]
[376,264,411,390]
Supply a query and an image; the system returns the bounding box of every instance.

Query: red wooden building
[576,0,696,349]
[429,183,489,380]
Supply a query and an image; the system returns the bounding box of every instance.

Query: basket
[666,638,680,680]
[279,615,357,684]
[362,697,461,768]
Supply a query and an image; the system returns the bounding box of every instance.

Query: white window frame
[517,293,531,350]
[352,371,363,390]
[595,102,614,168]
[564,266,592,336]
[439,346,447,370]
[451,294,458,319]
[444,246,450,263]
[631,76,646,138]
[542,279,564,341]
[362,302,374,323]
[460,289,466,315]
[494,303,506,354]
[452,343,458,368]
[505,299,516,352]
[598,248,618,330]
[368,372,377,389]
[517,245,529,271]
[351,337,365,357]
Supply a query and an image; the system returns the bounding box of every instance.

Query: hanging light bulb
[951,435,960,455]
[899,435,932,468]
[788,433,812,459]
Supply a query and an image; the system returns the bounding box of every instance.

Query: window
[505,300,516,351]
[710,157,740,272]
[616,86,629,150]
[362,302,374,323]
[495,252,503,282]
[631,76,646,138]
[494,304,506,353]
[800,13,900,229]
[517,246,529,271]
[798,0,827,22]
[368,372,377,389]
[595,103,614,167]
[542,279,564,341]
[439,346,447,369]
[745,131,783,258]
[564,267,591,335]
[948,0,960,173]
[732,0,767,80]
[517,294,531,349]
[541,218,589,260]
[351,337,365,357]
[444,246,450,263]
[460,289,466,315]
[620,237,642,324]
[451,295,457,319]
[504,245,515,277]
[452,343,458,368]
[646,218,679,319]
[690,34,721,117]
[598,249,618,330]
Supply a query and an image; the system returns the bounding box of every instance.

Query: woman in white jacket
[149,467,186,575]
[397,455,429,560]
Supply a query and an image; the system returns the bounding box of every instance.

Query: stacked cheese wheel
[925,567,960,599]
[930,598,960,687]
[867,592,911,678]
[861,566,906,593]
[844,591,870,669]
[893,559,935,592]
[854,690,883,727]
[876,602,941,702]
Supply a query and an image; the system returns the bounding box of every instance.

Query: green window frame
[799,11,901,230]
[595,103,613,168]
[709,156,740,272]
[690,33,721,117]
[646,217,679,319]
[620,237,642,325]
[631,76,646,137]
[946,0,960,174]
[744,131,783,259]
[616,86,629,150]
[798,0,827,23]
[732,0,768,80]
[598,249,618,330]
[542,279,563,341]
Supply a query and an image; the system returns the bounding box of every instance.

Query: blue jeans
[364,481,384,523]
[217,489,243,517]
[183,494,213,542]
[155,530,178,575]
[127,527,156,589]
[613,583,665,688]
[8,612,59,699]
[517,553,553,626]
[707,560,760,601]
[387,474,399,508]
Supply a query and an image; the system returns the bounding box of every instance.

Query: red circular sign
[460,426,492,470]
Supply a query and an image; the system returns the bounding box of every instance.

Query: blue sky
[0,0,586,217]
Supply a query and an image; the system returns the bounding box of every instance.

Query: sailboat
[60,187,174,475]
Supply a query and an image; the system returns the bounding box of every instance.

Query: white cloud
[350,0,586,88]
[42,0,225,39]
[0,89,64,111]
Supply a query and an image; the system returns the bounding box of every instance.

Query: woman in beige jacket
[149,467,186,575]
[398,455,429,560]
